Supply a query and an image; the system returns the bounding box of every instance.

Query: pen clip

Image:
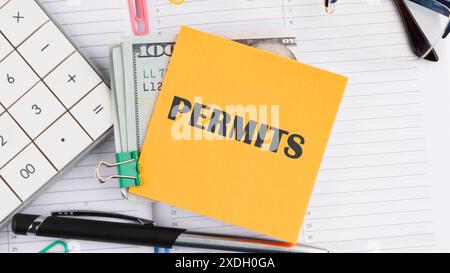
[52,210,154,226]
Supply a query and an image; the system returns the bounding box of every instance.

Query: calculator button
[0,144,56,200]
[0,34,13,61]
[0,177,21,221]
[35,113,92,170]
[0,113,30,168]
[71,83,112,139]
[0,0,49,47]
[0,51,39,108]
[9,82,65,139]
[17,22,75,77]
[45,52,102,108]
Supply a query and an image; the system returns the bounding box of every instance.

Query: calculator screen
[0,0,112,224]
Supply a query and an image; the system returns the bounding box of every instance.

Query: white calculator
[0,0,112,226]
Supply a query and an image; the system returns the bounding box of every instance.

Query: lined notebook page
[0,1,153,253]
[149,0,435,253]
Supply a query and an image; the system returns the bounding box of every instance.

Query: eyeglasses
[323,0,450,62]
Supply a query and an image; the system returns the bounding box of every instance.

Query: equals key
[94,105,104,115]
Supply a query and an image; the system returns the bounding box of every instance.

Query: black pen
[12,211,329,253]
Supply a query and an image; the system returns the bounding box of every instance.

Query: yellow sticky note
[130,26,348,243]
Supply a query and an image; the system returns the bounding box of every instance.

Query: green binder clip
[95,151,141,188]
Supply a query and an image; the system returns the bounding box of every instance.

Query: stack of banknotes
[109,34,299,169]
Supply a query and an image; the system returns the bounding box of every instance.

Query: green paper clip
[95,151,141,188]
[39,241,69,253]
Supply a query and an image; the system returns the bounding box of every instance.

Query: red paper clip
[128,0,149,36]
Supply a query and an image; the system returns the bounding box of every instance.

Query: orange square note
[130,26,348,243]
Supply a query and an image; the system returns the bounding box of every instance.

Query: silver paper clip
[95,159,137,184]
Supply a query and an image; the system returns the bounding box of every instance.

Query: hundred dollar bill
[122,34,298,151]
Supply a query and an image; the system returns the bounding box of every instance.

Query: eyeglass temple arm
[400,0,450,38]
[410,0,450,15]
[436,0,450,38]
[393,0,439,61]
[444,23,450,38]
[437,0,450,38]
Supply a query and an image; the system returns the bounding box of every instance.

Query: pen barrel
[12,214,186,248]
